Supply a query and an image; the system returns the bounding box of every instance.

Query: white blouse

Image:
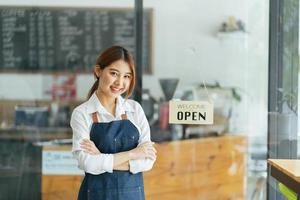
[70,92,155,175]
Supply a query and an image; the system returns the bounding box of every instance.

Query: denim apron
[77,112,145,200]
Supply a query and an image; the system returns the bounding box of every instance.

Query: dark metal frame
[268,0,299,199]
[134,0,143,103]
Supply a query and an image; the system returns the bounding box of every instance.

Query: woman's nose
[115,76,123,85]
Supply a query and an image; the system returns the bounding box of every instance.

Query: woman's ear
[94,65,101,78]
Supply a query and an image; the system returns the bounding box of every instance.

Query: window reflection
[0,0,271,199]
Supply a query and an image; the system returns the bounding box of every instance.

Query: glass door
[141,0,269,199]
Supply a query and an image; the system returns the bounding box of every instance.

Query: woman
[70,46,157,200]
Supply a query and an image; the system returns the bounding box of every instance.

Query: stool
[248,145,267,200]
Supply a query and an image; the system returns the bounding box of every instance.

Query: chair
[278,183,298,200]
[248,144,267,200]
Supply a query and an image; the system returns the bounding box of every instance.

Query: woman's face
[96,60,132,99]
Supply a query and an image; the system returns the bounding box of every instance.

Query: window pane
[142,0,269,199]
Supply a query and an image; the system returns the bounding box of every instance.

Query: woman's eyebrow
[109,68,119,72]
[109,68,132,75]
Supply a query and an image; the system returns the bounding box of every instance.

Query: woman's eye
[110,72,118,76]
[124,75,131,79]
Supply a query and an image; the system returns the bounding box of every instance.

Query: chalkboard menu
[0,7,152,73]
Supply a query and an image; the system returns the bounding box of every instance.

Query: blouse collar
[86,92,134,117]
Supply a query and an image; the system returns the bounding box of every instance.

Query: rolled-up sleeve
[70,109,114,174]
[129,103,156,174]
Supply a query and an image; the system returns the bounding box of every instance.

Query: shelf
[217,31,248,40]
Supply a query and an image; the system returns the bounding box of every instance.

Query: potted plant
[269,88,297,144]
[277,88,297,114]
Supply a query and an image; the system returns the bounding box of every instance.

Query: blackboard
[0,7,153,73]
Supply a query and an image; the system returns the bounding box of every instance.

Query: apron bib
[78,112,145,200]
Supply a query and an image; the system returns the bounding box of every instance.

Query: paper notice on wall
[43,74,77,101]
[42,150,84,175]
[169,100,214,125]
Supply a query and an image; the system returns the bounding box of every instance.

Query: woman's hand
[80,139,101,155]
[129,141,157,160]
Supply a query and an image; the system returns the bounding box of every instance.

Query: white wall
[0,0,269,137]
[246,0,269,140]
[143,0,249,97]
[0,74,44,99]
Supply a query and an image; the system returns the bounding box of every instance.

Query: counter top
[0,126,71,133]
[0,126,72,141]
[268,159,300,194]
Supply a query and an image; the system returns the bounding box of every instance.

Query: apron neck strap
[121,113,128,120]
[92,112,99,123]
[92,112,127,121]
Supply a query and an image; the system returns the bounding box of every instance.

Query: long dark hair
[87,46,136,99]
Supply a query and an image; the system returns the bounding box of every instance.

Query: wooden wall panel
[144,135,247,200]
[42,135,247,200]
[42,175,83,200]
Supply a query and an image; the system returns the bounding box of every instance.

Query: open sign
[169,100,213,125]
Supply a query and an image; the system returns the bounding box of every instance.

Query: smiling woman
[70,46,156,200]
[94,60,133,106]
[87,46,136,100]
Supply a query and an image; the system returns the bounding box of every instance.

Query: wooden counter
[144,135,247,200]
[268,159,300,194]
[42,135,247,200]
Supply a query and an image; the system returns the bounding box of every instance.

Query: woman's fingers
[146,149,156,159]
[148,146,157,153]
[80,142,91,150]
[80,139,93,146]
[152,147,157,153]
[144,145,156,153]
[80,139,96,148]
[81,144,92,152]
[140,145,157,160]
[140,142,156,150]
[146,151,156,160]
[80,139,90,143]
